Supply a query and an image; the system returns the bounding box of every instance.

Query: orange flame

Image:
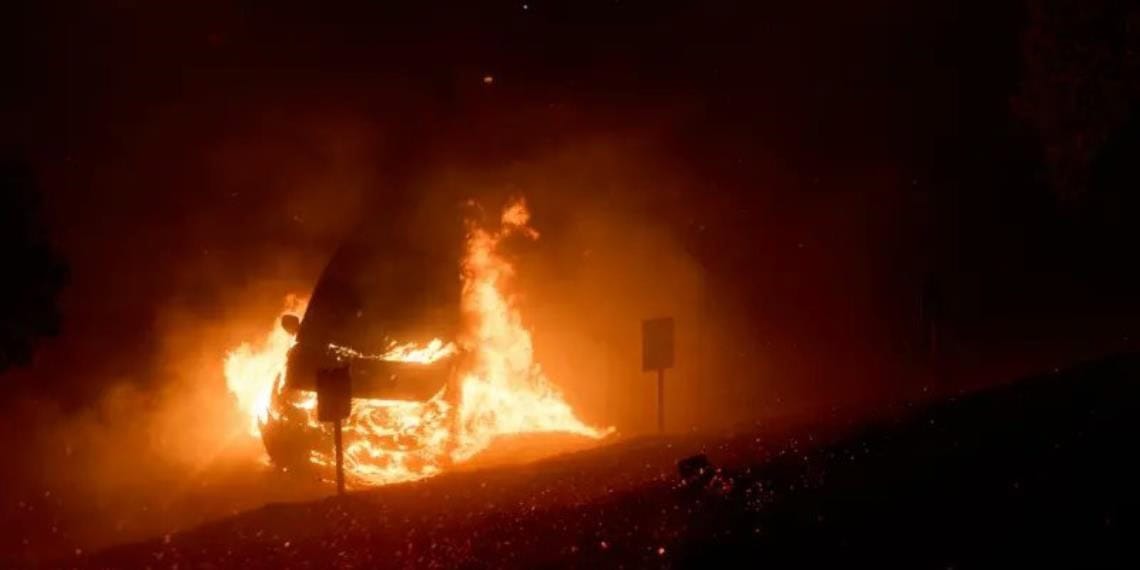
[328,339,458,364]
[224,198,611,486]
[223,295,307,437]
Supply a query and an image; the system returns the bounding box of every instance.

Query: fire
[223,295,308,437]
[328,339,457,364]
[224,198,611,486]
[450,199,604,460]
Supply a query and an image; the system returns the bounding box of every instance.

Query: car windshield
[296,202,465,355]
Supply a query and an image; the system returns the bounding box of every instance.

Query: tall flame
[450,198,605,460]
[223,198,610,486]
[223,295,308,437]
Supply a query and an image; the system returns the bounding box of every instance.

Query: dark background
[4,0,1138,407]
[2,0,1140,560]
[1,0,1139,557]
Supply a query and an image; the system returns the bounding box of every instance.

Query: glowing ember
[328,339,457,364]
[224,198,611,486]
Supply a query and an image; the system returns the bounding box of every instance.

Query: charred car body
[261,199,469,472]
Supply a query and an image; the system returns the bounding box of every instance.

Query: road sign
[642,317,675,371]
[316,366,351,495]
[316,366,351,422]
[642,317,674,434]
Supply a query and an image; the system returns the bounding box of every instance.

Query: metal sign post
[656,368,665,434]
[333,419,344,495]
[316,366,352,495]
[642,317,675,434]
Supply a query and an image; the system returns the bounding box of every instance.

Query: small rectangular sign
[642,317,675,371]
[316,366,352,422]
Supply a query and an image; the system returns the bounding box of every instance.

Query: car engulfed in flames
[224,199,611,487]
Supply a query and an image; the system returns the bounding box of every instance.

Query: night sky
[2,0,1139,467]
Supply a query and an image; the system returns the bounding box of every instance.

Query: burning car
[285,201,467,398]
[226,198,610,487]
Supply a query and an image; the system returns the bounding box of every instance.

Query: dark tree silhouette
[1014,0,1140,199]
[0,159,67,372]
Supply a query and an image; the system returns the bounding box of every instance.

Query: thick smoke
[0,105,373,560]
